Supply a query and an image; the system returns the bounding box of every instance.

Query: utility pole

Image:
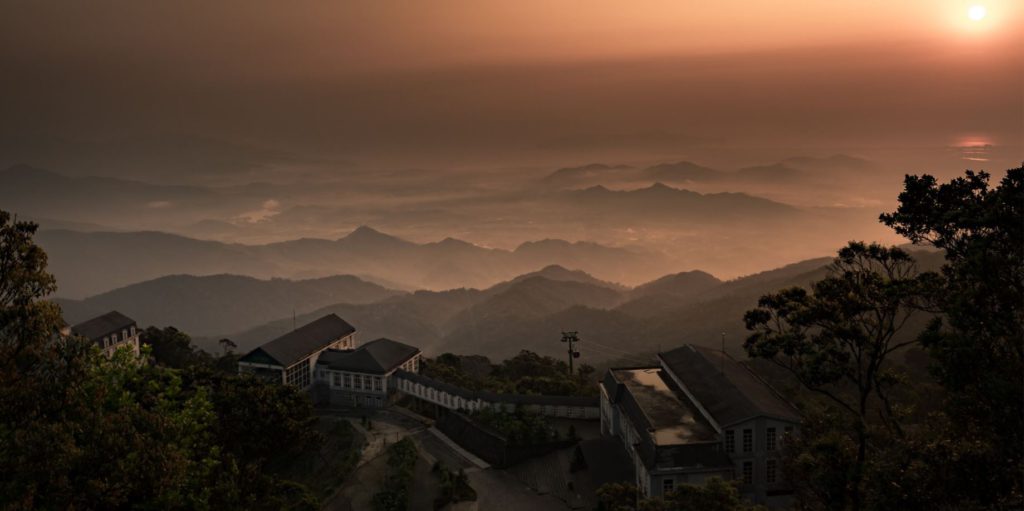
[720,332,726,375]
[561,331,580,375]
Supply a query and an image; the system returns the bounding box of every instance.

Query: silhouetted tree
[880,166,1024,508]
[744,242,927,511]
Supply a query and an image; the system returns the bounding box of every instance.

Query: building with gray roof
[315,338,422,408]
[238,313,357,388]
[600,344,800,507]
[70,310,140,357]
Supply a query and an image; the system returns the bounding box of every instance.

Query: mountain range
[37,226,673,299]
[56,274,402,337]
[55,249,944,367]
[540,154,876,189]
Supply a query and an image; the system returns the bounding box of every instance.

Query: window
[121,330,128,341]
[285,360,310,388]
[743,429,753,453]
[353,374,363,390]
[373,376,383,392]
[662,478,674,494]
[742,461,753,484]
[344,373,352,389]
[767,427,777,451]
[130,326,136,336]
[766,459,778,483]
[725,430,735,453]
[332,373,341,387]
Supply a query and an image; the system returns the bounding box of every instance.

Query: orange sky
[1,0,1021,176]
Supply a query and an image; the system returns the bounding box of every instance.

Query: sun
[968,5,987,21]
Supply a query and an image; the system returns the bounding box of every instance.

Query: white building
[70,310,141,357]
[314,338,422,407]
[238,314,356,388]
[601,344,801,507]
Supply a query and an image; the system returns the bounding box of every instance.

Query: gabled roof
[659,345,800,427]
[317,338,419,374]
[602,367,718,446]
[239,314,355,368]
[71,311,136,343]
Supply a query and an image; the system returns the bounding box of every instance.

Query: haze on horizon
[1,0,1021,294]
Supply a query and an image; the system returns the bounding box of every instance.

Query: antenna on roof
[720,332,726,375]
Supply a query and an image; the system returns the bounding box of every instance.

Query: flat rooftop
[611,368,718,446]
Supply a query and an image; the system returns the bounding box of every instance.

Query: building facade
[238,314,357,388]
[601,344,801,506]
[70,310,141,357]
[314,338,422,407]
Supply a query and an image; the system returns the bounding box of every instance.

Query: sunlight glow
[968,5,987,21]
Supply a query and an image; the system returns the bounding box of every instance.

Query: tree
[596,482,639,511]
[880,166,1024,507]
[0,209,338,510]
[142,326,201,368]
[743,242,927,511]
[0,211,60,370]
[219,338,237,354]
[596,479,757,511]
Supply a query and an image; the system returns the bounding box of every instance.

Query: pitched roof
[71,311,136,343]
[659,345,800,427]
[602,367,719,446]
[317,338,419,374]
[240,314,355,368]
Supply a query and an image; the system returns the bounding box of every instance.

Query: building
[601,344,800,506]
[238,314,356,388]
[70,311,141,357]
[315,337,422,407]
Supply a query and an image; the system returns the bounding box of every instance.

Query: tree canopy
[0,210,346,510]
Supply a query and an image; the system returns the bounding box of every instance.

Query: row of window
[102,327,137,348]
[399,357,419,373]
[739,459,779,485]
[723,426,793,454]
[330,372,383,392]
[285,360,311,388]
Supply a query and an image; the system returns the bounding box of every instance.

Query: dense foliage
[0,211,353,510]
[469,407,561,446]
[422,349,598,396]
[432,462,476,509]
[744,167,1023,510]
[596,479,762,511]
[371,437,419,511]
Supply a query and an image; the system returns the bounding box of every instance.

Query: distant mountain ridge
[57,273,402,337]
[220,248,943,364]
[539,154,876,189]
[37,226,667,298]
[566,182,797,221]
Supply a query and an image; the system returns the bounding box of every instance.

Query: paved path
[427,427,490,469]
[317,407,576,511]
[468,469,572,511]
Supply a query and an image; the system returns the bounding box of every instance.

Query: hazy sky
[2,0,1021,180]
